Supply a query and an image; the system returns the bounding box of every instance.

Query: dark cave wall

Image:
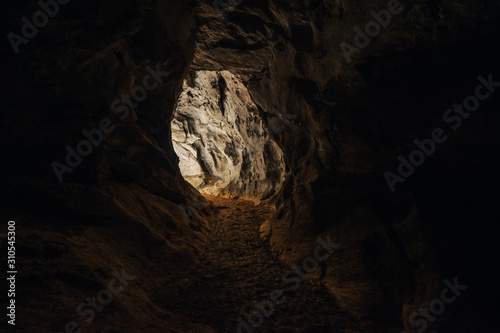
[0,1,216,331]
[192,0,500,329]
[1,0,499,331]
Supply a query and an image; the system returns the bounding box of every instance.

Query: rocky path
[159,195,379,333]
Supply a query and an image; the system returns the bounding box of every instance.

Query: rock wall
[0,1,215,331]
[171,70,285,198]
[191,0,500,330]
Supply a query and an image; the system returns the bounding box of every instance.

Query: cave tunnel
[1,1,500,333]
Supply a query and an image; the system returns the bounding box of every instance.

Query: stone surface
[171,70,285,198]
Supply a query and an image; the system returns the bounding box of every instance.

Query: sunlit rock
[172,70,285,198]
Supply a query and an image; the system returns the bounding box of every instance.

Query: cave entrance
[171,70,286,198]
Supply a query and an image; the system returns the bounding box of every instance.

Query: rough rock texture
[1,0,500,332]
[171,70,285,198]
[190,1,500,330]
[0,1,215,332]
[161,195,383,332]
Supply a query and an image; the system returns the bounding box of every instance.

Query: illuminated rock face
[172,70,285,198]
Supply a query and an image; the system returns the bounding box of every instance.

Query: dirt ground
[157,195,381,333]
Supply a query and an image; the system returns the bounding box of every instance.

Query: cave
[1,1,500,332]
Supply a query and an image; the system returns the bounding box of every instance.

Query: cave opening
[171,70,286,199]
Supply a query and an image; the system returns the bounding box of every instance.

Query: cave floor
[158,196,381,333]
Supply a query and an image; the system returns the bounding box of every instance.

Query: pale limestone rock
[172,70,285,198]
